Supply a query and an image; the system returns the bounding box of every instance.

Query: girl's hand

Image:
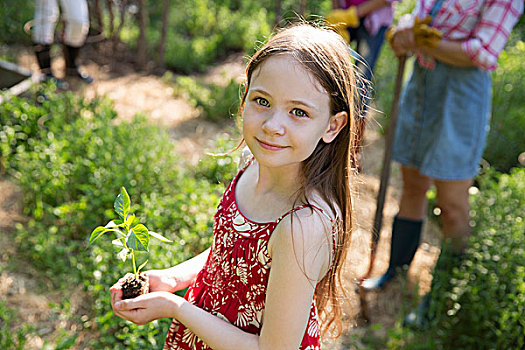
[110,287,184,325]
[143,269,178,293]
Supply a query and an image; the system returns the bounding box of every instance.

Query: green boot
[361,216,422,291]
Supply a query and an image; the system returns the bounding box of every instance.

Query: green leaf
[88,226,108,246]
[148,231,172,243]
[114,187,131,220]
[137,259,149,274]
[129,216,141,228]
[127,224,149,252]
[125,213,136,229]
[105,219,124,228]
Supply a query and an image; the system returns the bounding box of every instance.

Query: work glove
[326,6,359,28]
[386,26,396,48]
[413,16,443,48]
[386,16,443,50]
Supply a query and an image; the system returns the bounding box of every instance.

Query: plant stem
[131,251,137,279]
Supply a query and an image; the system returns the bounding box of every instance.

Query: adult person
[33,0,93,84]
[361,0,523,327]
[328,0,395,83]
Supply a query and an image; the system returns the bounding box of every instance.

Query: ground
[0,41,441,349]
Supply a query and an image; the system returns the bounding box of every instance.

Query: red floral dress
[164,161,334,350]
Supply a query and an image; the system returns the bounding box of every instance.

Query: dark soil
[121,272,149,299]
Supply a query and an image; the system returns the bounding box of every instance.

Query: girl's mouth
[256,138,288,151]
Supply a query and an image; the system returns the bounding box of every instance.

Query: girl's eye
[292,108,309,118]
[255,97,270,107]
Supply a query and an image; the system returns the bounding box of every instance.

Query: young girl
[110,23,360,349]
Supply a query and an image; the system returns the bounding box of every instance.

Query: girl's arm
[112,210,332,350]
[141,248,211,293]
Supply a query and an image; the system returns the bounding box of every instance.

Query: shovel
[357,55,407,323]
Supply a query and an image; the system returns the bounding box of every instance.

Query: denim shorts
[393,60,492,180]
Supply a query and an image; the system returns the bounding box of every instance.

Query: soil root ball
[121,272,149,299]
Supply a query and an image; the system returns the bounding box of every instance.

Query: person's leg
[60,0,93,82]
[33,0,59,78]
[403,178,472,328]
[398,166,432,220]
[434,178,473,251]
[362,166,431,290]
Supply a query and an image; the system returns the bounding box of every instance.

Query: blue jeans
[348,23,388,83]
[348,23,388,115]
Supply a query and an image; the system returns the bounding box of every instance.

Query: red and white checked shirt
[413,0,523,71]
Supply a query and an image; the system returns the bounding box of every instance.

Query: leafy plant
[0,0,34,44]
[386,168,525,349]
[89,187,172,279]
[174,76,240,122]
[484,40,525,172]
[0,298,32,350]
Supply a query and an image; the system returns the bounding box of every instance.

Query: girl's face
[243,55,346,171]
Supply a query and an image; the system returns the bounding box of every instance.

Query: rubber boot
[63,44,93,83]
[34,44,54,79]
[361,216,422,291]
[403,244,464,329]
[34,44,69,89]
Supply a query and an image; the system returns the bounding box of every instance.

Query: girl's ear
[322,111,348,143]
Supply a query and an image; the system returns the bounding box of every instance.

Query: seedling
[88,187,172,299]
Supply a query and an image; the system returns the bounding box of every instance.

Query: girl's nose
[261,111,285,135]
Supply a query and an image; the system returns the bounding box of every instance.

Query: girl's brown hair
[238,23,359,337]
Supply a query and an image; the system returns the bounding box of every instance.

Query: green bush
[387,168,525,349]
[484,40,525,172]
[2,85,238,348]
[126,0,272,73]
[175,76,241,122]
[0,298,31,350]
[0,0,34,44]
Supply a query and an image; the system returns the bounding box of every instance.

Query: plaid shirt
[414,0,523,71]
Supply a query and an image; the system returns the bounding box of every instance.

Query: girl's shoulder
[306,191,341,224]
[269,193,340,280]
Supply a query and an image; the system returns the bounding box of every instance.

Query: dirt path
[1,43,441,349]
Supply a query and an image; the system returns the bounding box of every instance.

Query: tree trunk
[299,0,308,16]
[106,0,115,39]
[157,0,170,68]
[137,0,149,69]
[274,0,282,27]
[113,0,128,55]
[92,0,104,36]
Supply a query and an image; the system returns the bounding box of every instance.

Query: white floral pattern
[164,161,328,350]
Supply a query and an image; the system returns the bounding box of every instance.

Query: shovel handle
[357,55,407,324]
[367,54,407,277]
